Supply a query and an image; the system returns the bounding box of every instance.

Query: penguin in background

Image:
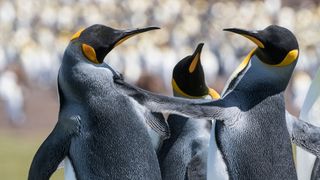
[115,25,301,179]
[28,24,169,180]
[158,43,225,180]
[297,67,320,180]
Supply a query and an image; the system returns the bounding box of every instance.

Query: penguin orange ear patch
[70,28,84,41]
[81,44,99,64]
[274,49,299,67]
[208,88,220,99]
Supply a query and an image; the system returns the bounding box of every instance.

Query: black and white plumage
[115,25,301,179]
[28,24,166,180]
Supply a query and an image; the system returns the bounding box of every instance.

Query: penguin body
[207,120,228,180]
[29,25,165,180]
[160,114,209,180]
[115,25,299,179]
[64,157,76,180]
[158,43,224,180]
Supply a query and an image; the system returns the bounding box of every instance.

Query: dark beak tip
[198,42,204,47]
[140,26,161,31]
[150,26,161,30]
[223,28,240,33]
[196,43,204,53]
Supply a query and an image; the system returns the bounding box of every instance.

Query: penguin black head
[172,43,220,99]
[70,24,160,64]
[224,25,299,67]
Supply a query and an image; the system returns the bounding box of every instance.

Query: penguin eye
[273,49,299,67]
[81,44,99,64]
[70,28,84,41]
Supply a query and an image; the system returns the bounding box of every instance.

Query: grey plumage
[115,25,299,179]
[29,24,163,180]
[312,158,320,180]
[159,114,209,180]
[286,112,320,157]
[115,55,297,180]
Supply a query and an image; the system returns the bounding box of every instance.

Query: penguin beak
[223,28,265,48]
[189,43,204,73]
[113,27,160,47]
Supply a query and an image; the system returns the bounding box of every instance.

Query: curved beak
[189,43,204,73]
[223,28,265,48]
[114,26,160,47]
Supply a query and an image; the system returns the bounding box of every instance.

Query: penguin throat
[172,79,207,99]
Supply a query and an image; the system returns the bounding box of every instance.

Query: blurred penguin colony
[1,0,320,125]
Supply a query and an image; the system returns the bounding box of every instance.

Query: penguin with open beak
[28,24,168,180]
[115,25,304,179]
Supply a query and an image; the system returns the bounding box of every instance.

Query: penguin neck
[59,45,115,103]
[224,54,294,98]
[173,89,209,99]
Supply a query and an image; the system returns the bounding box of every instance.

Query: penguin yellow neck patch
[243,35,265,48]
[208,88,220,99]
[273,49,298,67]
[172,79,206,99]
[234,48,256,75]
[189,53,200,73]
[70,28,84,41]
[82,44,99,64]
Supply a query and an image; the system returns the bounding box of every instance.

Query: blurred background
[1,0,320,179]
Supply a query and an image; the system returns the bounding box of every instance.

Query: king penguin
[114,25,301,179]
[28,24,167,180]
[158,43,225,180]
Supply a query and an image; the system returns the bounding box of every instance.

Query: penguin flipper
[311,158,320,180]
[187,151,207,180]
[286,112,320,157]
[145,112,170,140]
[28,116,80,180]
[114,78,227,121]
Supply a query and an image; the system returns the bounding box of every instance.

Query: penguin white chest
[207,120,229,180]
[64,157,77,180]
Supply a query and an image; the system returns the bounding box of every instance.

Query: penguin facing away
[158,43,226,180]
[28,24,167,180]
[115,25,300,179]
